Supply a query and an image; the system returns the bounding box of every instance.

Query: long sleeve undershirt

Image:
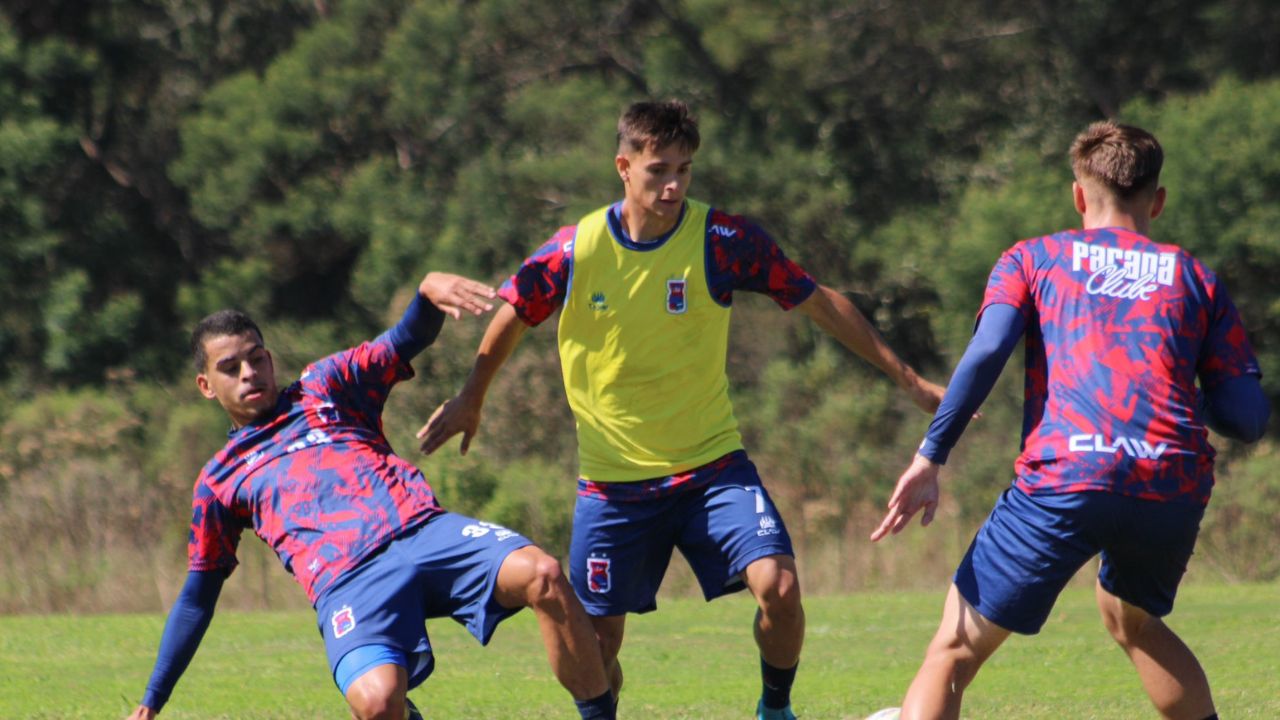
[917,304,1025,465]
[1200,374,1270,442]
[384,292,446,361]
[140,569,225,711]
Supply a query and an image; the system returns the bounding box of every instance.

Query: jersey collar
[606,200,687,251]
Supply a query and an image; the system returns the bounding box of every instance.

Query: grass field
[2,583,1276,719]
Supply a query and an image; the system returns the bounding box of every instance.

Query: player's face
[617,142,693,223]
[196,331,279,427]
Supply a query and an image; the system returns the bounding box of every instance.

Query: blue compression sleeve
[140,569,225,711]
[334,644,407,695]
[385,292,446,361]
[1202,374,1270,442]
[918,304,1026,464]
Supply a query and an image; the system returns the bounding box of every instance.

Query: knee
[922,638,984,692]
[596,626,623,661]
[1096,582,1157,647]
[346,688,402,720]
[522,550,570,609]
[756,564,803,618]
[593,619,626,662]
[1099,599,1155,648]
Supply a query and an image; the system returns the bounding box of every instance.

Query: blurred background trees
[1,0,1276,611]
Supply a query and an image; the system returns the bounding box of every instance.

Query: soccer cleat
[756,699,797,720]
[864,709,901,720]
[406,697,425,720]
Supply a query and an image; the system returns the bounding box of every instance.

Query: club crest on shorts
[666,279,687,314]
[587,557,612,593]
[331,604,357,639]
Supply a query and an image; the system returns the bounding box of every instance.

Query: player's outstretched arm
[126,569,226,719]
[797,284,945,412]
[870,453,942,542]
[418,302,529,455]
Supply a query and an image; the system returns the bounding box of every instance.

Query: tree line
[1,1,1276,612]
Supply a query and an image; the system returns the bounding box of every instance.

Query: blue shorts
[569,453,794,616]
[955,487,1204,635]
[313,512,532,691]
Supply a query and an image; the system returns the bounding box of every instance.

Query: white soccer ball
[864,709,901,720]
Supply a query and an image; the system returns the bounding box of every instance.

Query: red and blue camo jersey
[984,227,1261,505]
[186,324,444,603]
[499,202,816,326]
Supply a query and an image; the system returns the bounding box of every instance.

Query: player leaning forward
[871,121,1269,720]
[126,273,617,720]
[419,100,945,719]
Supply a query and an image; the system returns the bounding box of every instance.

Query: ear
[615,153,630,183]
[1150,186,1167,220]
[1072,181,1087,216]
[195,372,217,400]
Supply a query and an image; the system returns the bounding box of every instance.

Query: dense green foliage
[1,1,1277,612]
[6,585,1278,718]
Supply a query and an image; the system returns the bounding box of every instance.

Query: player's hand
[418,272,497,320]
[126,705,158,720]
[870,453,942,542]
[417,393,482,455]
[907,376,982,421]
[907,375,947,414]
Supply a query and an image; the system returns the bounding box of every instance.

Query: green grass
[2,583,1276,719]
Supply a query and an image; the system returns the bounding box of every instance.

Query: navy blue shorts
[313,512,532,690]
[569,454,794,616]
[955,487,1204,635]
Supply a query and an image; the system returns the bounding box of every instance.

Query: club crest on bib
[666,279,687,314]
[331,604,357,638]
[587,556,612,593]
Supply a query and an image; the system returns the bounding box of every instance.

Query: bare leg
[590,614,626,700]
[493,546,610,700]
[901,583,1011,720]
[743,554,805,668]
[1095,580,1215,720]
[344,663,409,720]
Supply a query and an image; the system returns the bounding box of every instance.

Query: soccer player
[870,121,1269,720]
[125,272,616,720]
[417,100,945,720]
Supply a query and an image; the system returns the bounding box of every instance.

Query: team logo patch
[587,557,612,593]
[666,279,687,314]
[331,604,357,639]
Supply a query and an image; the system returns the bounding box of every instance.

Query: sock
[575,690,616,720]
[760,657,798,710]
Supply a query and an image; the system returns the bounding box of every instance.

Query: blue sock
[760,657,798,710]
[575,690,616,720]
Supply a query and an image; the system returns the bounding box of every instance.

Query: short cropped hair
[617,100,701,154]
[190,309,264,372]
[1070,121,1163,199]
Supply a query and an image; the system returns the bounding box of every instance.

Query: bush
[1197,439,1280,581]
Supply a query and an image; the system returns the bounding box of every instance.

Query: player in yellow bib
[419,101,944,720]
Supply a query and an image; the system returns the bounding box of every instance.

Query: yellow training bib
[558,200,742,481]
